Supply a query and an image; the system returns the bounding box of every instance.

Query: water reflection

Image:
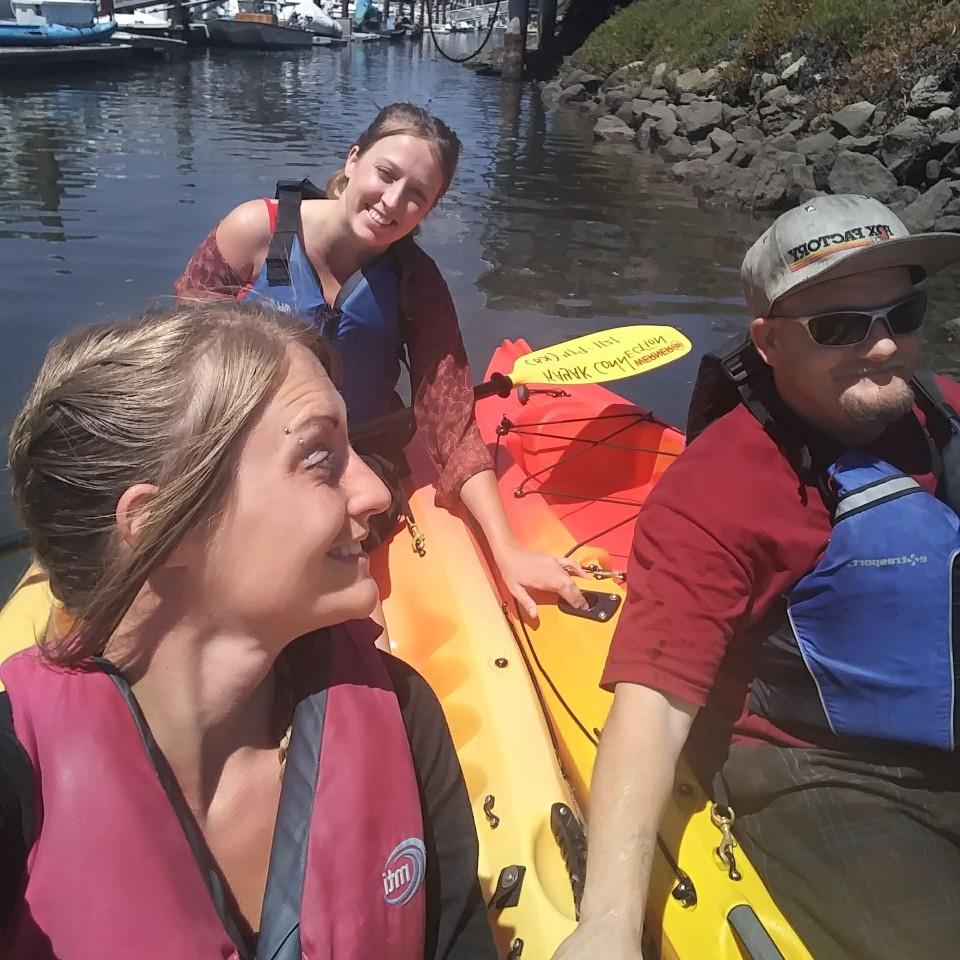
[1,40,959,594]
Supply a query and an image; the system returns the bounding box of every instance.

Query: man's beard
[838,377,915,424]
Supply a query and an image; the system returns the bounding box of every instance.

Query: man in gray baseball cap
[553,196,960,960]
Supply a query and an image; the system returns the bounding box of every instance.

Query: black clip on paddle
[473,372,513,401]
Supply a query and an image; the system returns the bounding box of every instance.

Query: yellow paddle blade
[508,324,692,388]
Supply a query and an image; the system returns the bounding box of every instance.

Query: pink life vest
[0,625,426,960]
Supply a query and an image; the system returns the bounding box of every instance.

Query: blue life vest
[238,180,404,426]
[688,338,960,750]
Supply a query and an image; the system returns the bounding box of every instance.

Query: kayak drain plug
[494,657,508,668]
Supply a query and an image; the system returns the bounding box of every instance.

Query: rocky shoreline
[541,57,960,232]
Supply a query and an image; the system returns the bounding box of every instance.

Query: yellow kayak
[474,338,813,960]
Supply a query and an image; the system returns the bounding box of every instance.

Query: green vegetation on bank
[573,0,960,107]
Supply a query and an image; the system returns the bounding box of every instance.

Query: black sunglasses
[777,290,927,347]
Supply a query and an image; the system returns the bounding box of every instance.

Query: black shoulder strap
[265,179,327,287]
[912,370,960,515]
[686,336,828,504]
[686,337,777,442]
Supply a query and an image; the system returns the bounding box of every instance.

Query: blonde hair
[326,102,461,204]
[8,302,336,665]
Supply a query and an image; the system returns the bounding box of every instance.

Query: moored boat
[205,9,313,48]
[0,18,114,43]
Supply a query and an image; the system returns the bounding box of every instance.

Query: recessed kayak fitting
[489,864,526,909]
[506,938,524,959]
[558,590,622,623]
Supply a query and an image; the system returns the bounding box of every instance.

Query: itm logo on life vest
[382,837,426,906]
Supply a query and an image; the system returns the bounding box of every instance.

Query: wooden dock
[0,42,134,74]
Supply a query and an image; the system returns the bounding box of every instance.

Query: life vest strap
[265,179,326,287]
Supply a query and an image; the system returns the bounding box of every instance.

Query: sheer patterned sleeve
[173,226,248,302]
[395,240,493,509]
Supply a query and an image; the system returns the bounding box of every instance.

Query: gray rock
[797,131,839,158]
[781,55,807,82]
[671,157,712,182]
[651,62,668,87]
[660,136,694,163]
[722,104,748,126]
[788,163,817,199]
[932,128,960,157]
[751,71,780,100]
[734,125,765,143]
[908,75,953,117]
[752,162,789,209]
[605,87,633,112]
[594,116,635,141]
[762,84,791,106]
[589,100,609,120]
[942,145,960,177]
[837,134,881,154]
[565,69,603,94]
[831,101,877,138]
[709,141,738,165]
[558,84,588,103]
[767,132,799,152]
[881,117,931,180]
[617,98,655,128]
[778,51,795,68]
[783,117,807,136]
[689,141,714,160]
[827,151,898,201]
[635,119,656,151]
[675,68,705,94]
[653,111,679,144]
[796,132,840,189]
[602,60,645,90]
[935,217,960,234]
[541,81,564,105]
[677,100,724,141]
[890,185,922,207]
[899,180,956,232]
[731,114,758,131]
[731,142,760,167]
[709,127,736,151]
[678,92,696,105]
[928,106,956,127]
[810,113,835,134]
[927,159,943,182]
[640,102,676,123]
[640,86,670,102]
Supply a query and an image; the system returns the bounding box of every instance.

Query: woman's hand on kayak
[493,544,589,620]
[550,915,645,960]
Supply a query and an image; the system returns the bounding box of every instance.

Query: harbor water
[2,36,959,595]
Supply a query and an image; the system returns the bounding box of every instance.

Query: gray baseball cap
[741,194,960,316]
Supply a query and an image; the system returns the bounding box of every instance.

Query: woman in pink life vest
[0,302,496,960]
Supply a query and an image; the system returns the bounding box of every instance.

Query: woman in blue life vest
[175,103,588,627]
[0,302,496,959]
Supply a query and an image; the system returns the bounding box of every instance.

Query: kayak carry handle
[473,372,513,401]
